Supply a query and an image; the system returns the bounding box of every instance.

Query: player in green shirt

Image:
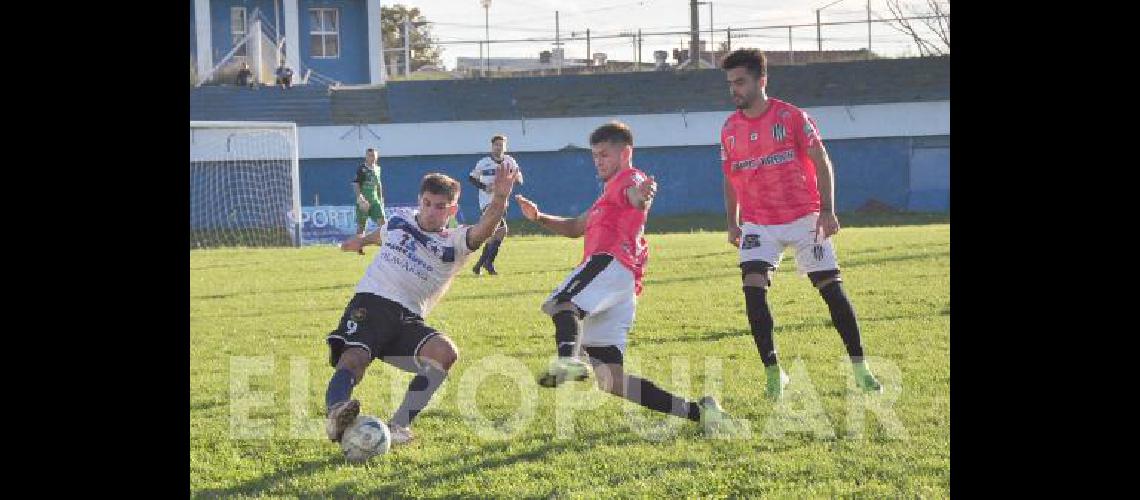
[353,148,387,254]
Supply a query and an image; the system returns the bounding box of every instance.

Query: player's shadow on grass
[191,455,345,499]
[190,399,226,413]
[447,287,555,302]
[196,306,345,319]
[355,429,647,497]
[191,283,356,301]
[653,250,736,263]
[842,241,949,257]
[842,250,949,268]
[648,327,752,344]
[642,270,739,286]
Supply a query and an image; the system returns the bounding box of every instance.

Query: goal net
[190,121,301,248]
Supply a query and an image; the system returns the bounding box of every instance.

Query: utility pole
[637,29,642,71]
[586,28,591,67]
[816,0,846,52]
[555,10,561,75]
[689,0,700,69]
[403,20,411,76]
[481,0,491,75]
[866,0,872,59]
[702,2,711,56]
[788,25,794,64]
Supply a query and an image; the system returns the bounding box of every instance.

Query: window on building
[309,8,339,59]
[231,7,248,57]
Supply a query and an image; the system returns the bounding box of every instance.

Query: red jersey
[720,98,824,225]
[582,166,649,295]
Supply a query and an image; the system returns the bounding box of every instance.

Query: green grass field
[190,214,949,498]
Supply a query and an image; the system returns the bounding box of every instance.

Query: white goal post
[190,121,302,248]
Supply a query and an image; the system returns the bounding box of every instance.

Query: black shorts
[582,345,624,367]
[326,293,441,369]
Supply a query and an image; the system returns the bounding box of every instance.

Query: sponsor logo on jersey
[731,150,796,171]
[388,216,457,263]
[750,132,759,141]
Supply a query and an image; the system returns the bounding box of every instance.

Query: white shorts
[541,254,634,349]
[739,212,840,276]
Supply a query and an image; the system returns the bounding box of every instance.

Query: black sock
[325,368,356,410]
[485,239,502,266]
[743,286,778,366]
[820,282,865,360]
[624,375,700,422]
[552,309,579,357]
[390,363,448,428]
[474,244,490,270]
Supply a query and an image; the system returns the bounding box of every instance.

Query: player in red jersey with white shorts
[720,49,882,400]
[516,121,733,434]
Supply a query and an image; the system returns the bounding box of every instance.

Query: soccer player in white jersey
[468,134,524,275]
[322,163,518,449]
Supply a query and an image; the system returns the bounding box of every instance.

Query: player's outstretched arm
[341,228,384,252]
[515,194,587,238]
[467,162,518,250]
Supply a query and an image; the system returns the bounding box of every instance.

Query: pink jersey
[720,98,823,225]
[582,166,650,295]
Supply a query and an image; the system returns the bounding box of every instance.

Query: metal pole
[587,28,591,66]
[867,0,872,59]
[555,11,561,75]
[709,2,714,57]
[403,20,411,76]
[789,25,794,64]
[637,30,642,70]
[816,10,822,51]
[485,6,490,75]
[726,26,731,51]
[690,0,700,69]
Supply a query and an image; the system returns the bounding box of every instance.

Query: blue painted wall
[299,0,369,84]
[210,1,281,63]
[825,137,912,212]
[297,137,950,222]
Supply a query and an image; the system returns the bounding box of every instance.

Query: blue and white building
[191,0,387,86]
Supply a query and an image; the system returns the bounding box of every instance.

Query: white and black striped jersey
[469,154,519,209]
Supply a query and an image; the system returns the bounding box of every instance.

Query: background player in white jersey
[468,134,524,275]
[322,163,518,450]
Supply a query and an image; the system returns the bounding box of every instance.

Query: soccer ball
[340,415,391,463]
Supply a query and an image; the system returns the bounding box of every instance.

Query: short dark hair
[366,148,377,154]
[721,49,767,79]
[491,135,506,143]
[420,173,461,201]
[589,121,633,147]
